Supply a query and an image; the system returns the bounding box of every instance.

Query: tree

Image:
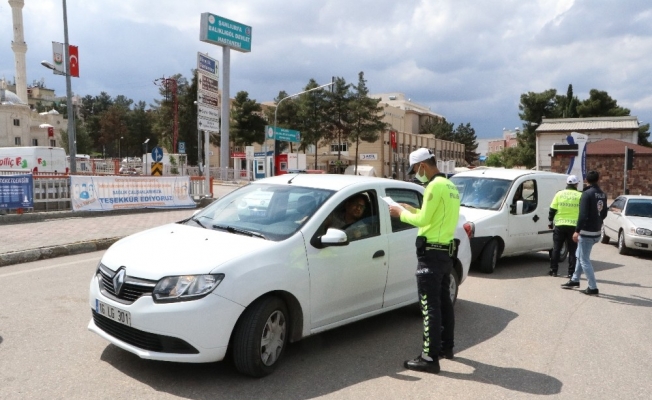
[230,91,266,146]
[348,72,387,174]
[98,104,129,157]
[297,79,330,169]
[517,89,559,168]
[420,117,454,141]
[577,89,630,117]
[452,123,479,165]
[485,152,504,167]
[324,77,353,169]
[126,101,154,160]
[638,123,651,147]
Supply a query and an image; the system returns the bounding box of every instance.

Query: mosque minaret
[9,0,28,104]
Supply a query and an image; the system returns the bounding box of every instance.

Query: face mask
[415,164,429,183]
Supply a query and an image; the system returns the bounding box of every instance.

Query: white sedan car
[601,195,652,254]
[88,175,471,377]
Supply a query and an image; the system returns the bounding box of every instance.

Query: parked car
[601,195,652,254]
[88,175,471,377]
[450,168,568,273]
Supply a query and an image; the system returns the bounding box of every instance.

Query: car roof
[618,195,652,201]
[451,168,566,180]
[250,174,414,191]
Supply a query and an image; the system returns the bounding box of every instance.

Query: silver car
[601,195,652,255]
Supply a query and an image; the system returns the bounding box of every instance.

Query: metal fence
[1,171,213,213]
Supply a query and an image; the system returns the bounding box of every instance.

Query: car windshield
[186,184,334,241]
[450,176,512,211]
[625,199,652,218]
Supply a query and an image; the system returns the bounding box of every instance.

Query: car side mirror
[510,200,524,215]
[311,228,349,249]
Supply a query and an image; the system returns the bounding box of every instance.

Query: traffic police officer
[548,175,582,277]
[389,148,460,374]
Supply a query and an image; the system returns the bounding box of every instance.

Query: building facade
[535,116,639,170]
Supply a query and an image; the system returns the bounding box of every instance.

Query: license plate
[96,299,131,327]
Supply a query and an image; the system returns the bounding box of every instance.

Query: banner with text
[71,176,196,211]
[0,174,33,209]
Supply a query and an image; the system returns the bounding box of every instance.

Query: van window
[511,180,538,214]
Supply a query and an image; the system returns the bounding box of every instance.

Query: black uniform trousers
[550,225,577,276]
[416,249,455,358]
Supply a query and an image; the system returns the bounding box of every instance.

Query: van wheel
[479,240,498,274]
[600,227,610,244]
[618,231,630,255]
[559,240,568,262]
[232,296,288,378]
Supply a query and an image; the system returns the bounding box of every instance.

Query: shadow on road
[597,293,652,308]
[97,299,557,399]
[442,357,562,395]
[470,253,624,281]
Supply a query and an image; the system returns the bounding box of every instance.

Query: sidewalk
[0,208,197,267]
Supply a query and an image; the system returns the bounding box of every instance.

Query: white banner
[71,176,196,211]
[52,41,65,74]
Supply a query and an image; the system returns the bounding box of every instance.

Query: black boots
[404,355,441,373]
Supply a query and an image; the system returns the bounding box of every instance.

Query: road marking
[0,256,102,279]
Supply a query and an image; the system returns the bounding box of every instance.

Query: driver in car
[328,194,369,240]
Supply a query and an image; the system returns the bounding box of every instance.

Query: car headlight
[153,274,224,303]
[635,227,652,236]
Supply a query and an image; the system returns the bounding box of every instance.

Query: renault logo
[113,268,126,295]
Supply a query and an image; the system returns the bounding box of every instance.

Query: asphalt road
[0,242,651,400]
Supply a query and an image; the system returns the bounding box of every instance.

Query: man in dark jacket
[561,170,608,296]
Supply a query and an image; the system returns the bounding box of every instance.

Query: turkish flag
[47,127,54,137]
[390,130,397,149]
[69,45,79,77]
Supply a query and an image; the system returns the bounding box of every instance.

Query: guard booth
[253,151,274,180]
[275,153,307,175]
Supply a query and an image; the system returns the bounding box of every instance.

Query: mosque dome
[0,88,26,105]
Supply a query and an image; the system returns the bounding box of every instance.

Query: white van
[449,168,568,273]
[0,146,67,173]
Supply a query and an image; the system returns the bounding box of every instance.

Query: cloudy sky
[2,0,652,138]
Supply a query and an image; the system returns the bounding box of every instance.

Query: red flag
[69,45,79,77]
[47,127,54,137]
[390,131,397,149]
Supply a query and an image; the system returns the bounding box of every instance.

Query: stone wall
[551,154,652,198]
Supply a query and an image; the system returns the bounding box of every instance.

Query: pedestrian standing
[561,170,607,296]
[389,148,460,373]
[548,175,582,277]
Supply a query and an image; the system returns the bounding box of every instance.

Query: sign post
[196,52,220,193]
[199,12,252,175]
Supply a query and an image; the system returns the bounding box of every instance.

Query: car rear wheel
[449,268,460,305]
[601,227,610,244]
[618,231,630,255]
[479,239,498,274]
[233,296,288,377]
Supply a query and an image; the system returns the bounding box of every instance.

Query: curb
[0,237,122,267]
[0,207,197,226]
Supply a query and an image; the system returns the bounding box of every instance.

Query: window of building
[330,143,348,152]
[15,137,21,145]
[306,144,315,154]
[32,139,38,146]
[13,119,20,126]
[50,139,56,147]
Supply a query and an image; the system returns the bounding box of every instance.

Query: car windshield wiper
[460,203,478,209]
[190,216,208,229]
[213,224,266,239]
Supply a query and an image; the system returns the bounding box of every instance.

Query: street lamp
[270,81,334,177]
[40,0,76,173]
[143,138,150,175]
[119,136,123,161]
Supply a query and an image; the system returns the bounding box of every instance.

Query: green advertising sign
[265,126,301,143]
[200,13,252,53]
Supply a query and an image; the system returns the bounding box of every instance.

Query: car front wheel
[233,296,289,377]
[618,231,630,255]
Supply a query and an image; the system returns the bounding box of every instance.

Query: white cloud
[2,0,652,138]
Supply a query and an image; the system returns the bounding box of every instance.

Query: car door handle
[373,250,385,258]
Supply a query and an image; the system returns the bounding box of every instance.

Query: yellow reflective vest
[549,188,582,227]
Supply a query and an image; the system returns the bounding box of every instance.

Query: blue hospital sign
[200,13,252,53]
